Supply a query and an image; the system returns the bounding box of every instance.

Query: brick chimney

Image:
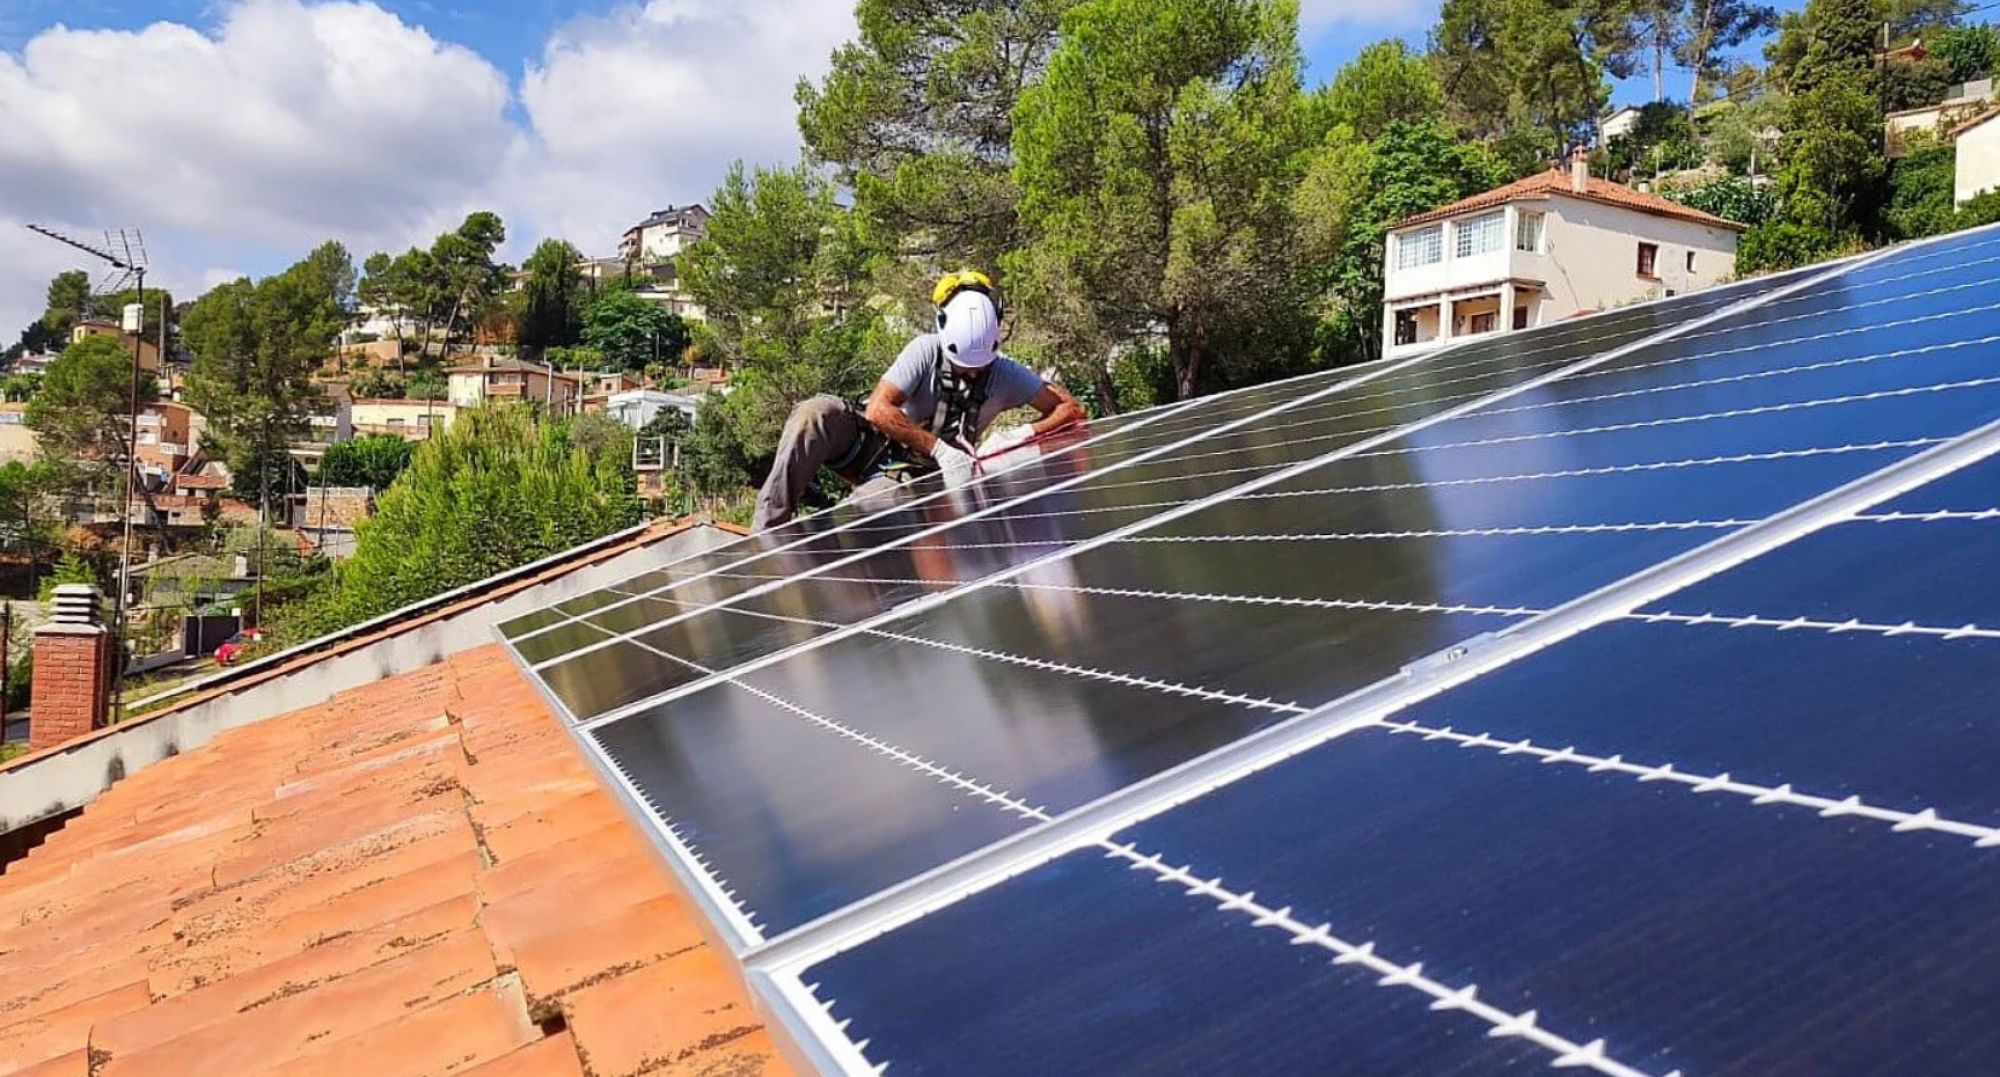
[30,584,111,752]
[1571,145,1591,195]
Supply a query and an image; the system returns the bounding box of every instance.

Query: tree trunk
[1094,359,1119,418]
[1169,310,1201,402]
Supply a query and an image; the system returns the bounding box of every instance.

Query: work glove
[932,442,977,490]
[982,424,1035,455]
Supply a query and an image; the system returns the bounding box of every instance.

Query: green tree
[682,161,884,451]
[183,254,339,515]
[1295,119,1509,359]
[2,320,64,368]
[518,239,587,356]
[797,0,1082,274]
[1774,0,1887,235]
[581,286,690,372]
[300,240,359,316]
[1665,174,1779,225]
[1932,23,2000,82]
[43,270,90,333]
[1678,0,1781,103]
[26,334,161,486]
[1885,143,1960,238]
[317,435,416,491]
[1010,0,1310,403]
[1430,0,1631,169]
[1314,39,1443,140]
[328,405,641,623]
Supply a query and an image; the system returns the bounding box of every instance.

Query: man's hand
[1027,381,1086,437]
[865,380,942,456]
[982,424,1035,455]
[932,442,977,489]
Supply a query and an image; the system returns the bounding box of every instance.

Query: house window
[1469,312,1498,335]
[1396,226,1444,270]
[1637,242,1660,278]
[1685,250,1697,273]
[1514,306,1531,330]
[1516,211,1545,253]
[1455,212,1504,258]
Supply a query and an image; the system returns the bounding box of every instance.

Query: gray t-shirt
[882,334,1045,441]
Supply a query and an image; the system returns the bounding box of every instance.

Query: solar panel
[493,223,2000,1074]
[774,427,2000,1077]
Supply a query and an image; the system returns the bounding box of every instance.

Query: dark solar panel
[756,235,2000,1075]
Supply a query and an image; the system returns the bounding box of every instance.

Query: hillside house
[447,357,583,414]
[1381,148,1744,357]
[1954,109,2000,206]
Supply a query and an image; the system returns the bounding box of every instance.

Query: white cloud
[0,0,860,337]
[0,0,513,333]
[500,0,857,255]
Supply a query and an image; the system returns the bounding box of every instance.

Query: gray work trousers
[752,395,907,532]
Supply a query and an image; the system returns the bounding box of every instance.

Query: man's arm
[864,380,942,454]
[1027,381,1086,436]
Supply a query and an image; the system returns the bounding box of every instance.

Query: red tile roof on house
[172,474,225,491]
[1395,168,1747,231]
[0,645,792,1077]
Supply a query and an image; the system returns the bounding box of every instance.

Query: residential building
[1380,148,1744,357]
[446,357,583,413]
[619,204,710,263]
[1954,108,2000,206]
[0,403,36,464]
[606,388,699,431]
[1886,81,1998,155]
[609,204,712,321]
[71,320,161,373]
[289,485,374,559]
[131,401,197,479]
[349,397,460,439]
[1601,106,1643,141]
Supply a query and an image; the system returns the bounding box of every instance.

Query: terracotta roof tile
[0,645,794,1077]
[1397,168,1746,231]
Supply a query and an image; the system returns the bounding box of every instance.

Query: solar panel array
[498,223,2000,1077]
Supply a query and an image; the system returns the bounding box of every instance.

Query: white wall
[1534,196,1738,315]
[1958,121,2000,206]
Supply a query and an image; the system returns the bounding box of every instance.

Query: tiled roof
[172,474,225,491]
[1951,106,2000,138]
[0,645,792,1077]
[1395,168,1747,231]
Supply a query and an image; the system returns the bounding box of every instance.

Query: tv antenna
[25,223,152,726]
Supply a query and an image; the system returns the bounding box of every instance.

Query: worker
[751,270,1086,532]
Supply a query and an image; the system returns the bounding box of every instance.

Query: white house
[1381,148,1745,358]
[619,205,709,264]
[605,389,700,431]
[1952,109,2000,206]
[1601,106,1643,141]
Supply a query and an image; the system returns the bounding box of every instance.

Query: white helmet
[938,288,1001,370]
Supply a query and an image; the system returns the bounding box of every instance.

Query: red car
[214,628,266,666]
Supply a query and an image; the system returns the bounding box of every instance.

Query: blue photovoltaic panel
[526,273,1808,720]
[503,270,1794,661]
[793,442,2000,1077]
[571,232,2000,938]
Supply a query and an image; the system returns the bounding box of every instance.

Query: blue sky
[0,0,1801,336]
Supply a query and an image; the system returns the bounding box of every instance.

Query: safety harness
[832,339,988,483]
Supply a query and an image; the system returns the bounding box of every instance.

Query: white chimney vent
[51,584,104,628]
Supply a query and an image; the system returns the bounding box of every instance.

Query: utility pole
[26,224,148,724]
[1881,21,1893,155]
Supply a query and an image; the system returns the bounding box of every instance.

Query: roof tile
[9,1048,89,1077]
[1397,167,1745,231]
[98,893,479,1057]
[0,645,792,1077]
[0,981,151,1073]
[258,979,538,1077]
[100,930,498,1077]
[561,951,766,1077]
[509,895,707,1007]
[459,1032,588,1077]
